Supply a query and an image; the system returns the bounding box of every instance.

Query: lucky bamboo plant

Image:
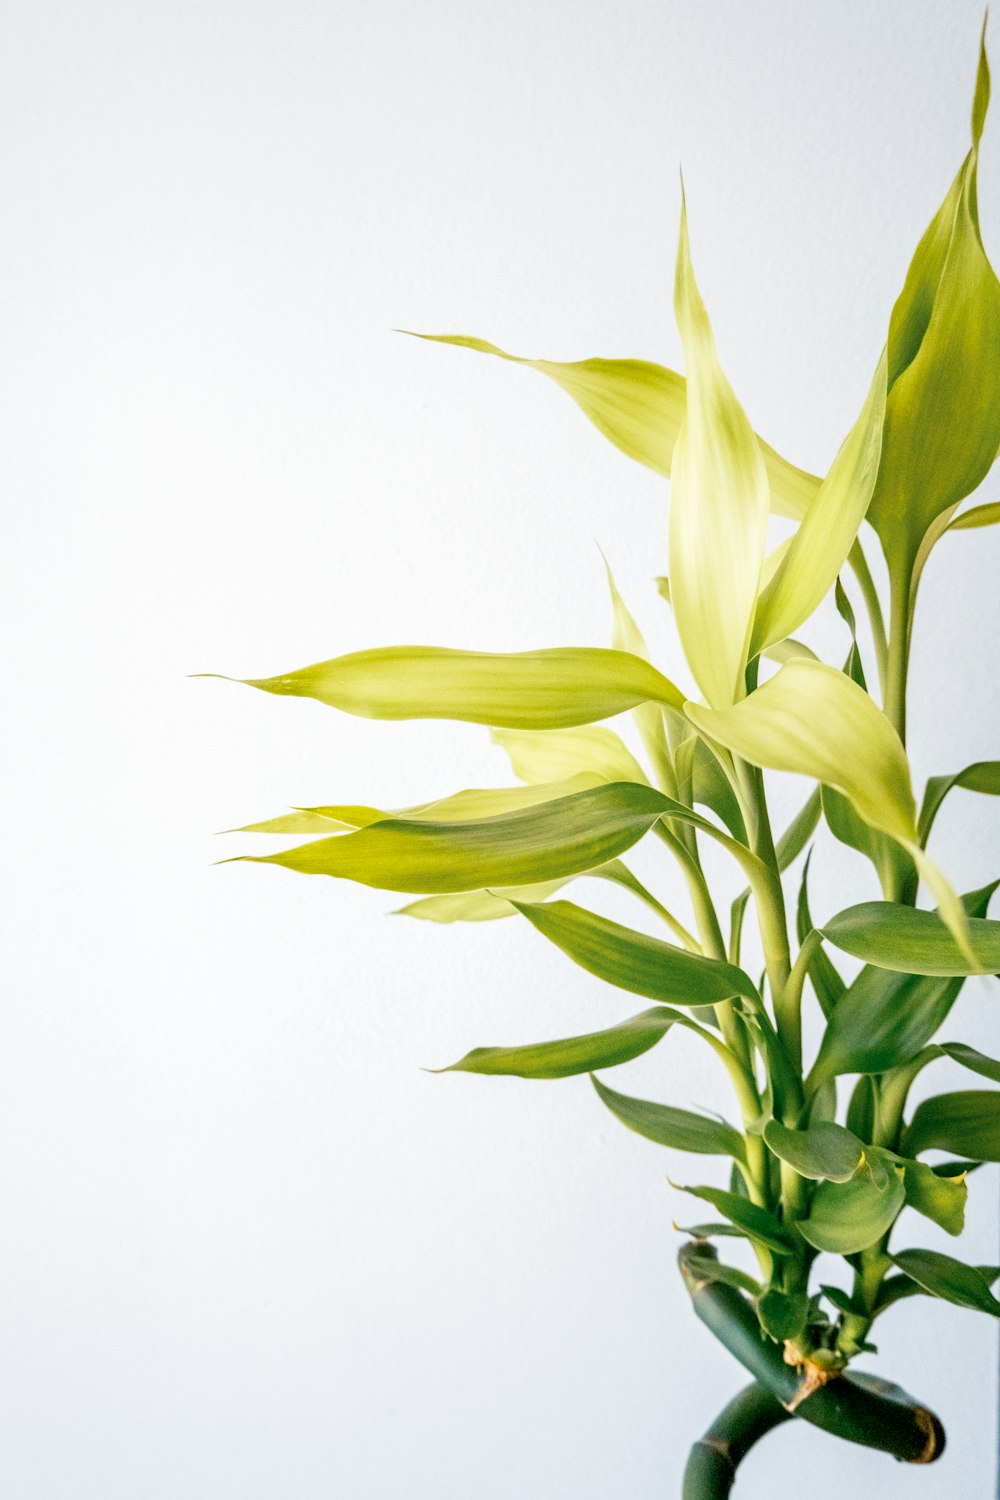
[214,27,1000,1495]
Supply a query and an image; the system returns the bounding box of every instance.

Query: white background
[3,1,1000,1495]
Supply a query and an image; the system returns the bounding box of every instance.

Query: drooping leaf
[225,781,673,894]
[669,195,770,707]
[669,1181,794,1254]
[510,897,758,1007]
[405,333,820,520]
[798,1152,906,1254]
[491,724,648,786]
[889,1249,1000,1317]
[591,1076,746,1161]
[937,1041,1000,1083]
[823,895,1000,975]
[436,1006,681,1079]
[763,1119,864,1183]
[919,761,1000,845]
[395,859,636,923]
[214,645,683,729]
[867,31,1000,583]
[751,355,886,654]
[809,882,1000,1082]
[902,1090,1000,1161]
[687,660,915,842]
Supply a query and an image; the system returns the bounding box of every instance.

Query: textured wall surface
[3,1,999,1495]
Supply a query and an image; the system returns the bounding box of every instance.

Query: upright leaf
[669,197,769,707]
[868,31,1000,584]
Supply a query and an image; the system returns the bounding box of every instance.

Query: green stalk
[682,1382,791,1499]
[884,567,912,745]
[679,1243,945,1464]
[847,538,888,695]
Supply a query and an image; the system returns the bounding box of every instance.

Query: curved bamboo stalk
[679,1243,945,1465]
[682,1382,790,1498]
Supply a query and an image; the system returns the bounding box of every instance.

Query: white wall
[3,1,999,1494]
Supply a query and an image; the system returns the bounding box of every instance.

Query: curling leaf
[762,1119,865,1183]
[406,333,820,520]
[798,1153,906,1254]
[919,761,1000,845]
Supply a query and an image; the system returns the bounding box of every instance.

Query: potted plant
[213,25,1000,1494]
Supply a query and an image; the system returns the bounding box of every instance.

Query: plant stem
[682,1382,791,1499]
[847,538,888,695]
[884,568,912,744]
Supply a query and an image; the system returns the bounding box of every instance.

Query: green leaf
[937,1041,1000,1083]
[602,558,675,791]
[821,1284,867,1318]
[902,1090,1000,1161]
[757,1288,809,1342]
[215,644,683,729]
[823,895,1000,975]
[591,1076,746,1161]
[892,1154,967,1236]
[868,31,1000,582]
[510,897,758,1007]
[798,1153,906,1254]
[226,781,673,894]
[752,355,886,654]
[795,851,845,1018]
[889,1249,1000,1317]
[763,1120,864,1183]
[682,1253,762,1298]
[405,333,820,521]
[491,724,648,786]
[675,1221,751,1242]
[670,195,769,707]
[436,1005,680,1079]
[395,858,672,927]
[846,1076,877,1143]
[947,499,1000,531]
[919,761,1000,846]
[675,734,747,841]
[671,1182,794,1254]
[233,774,608,836]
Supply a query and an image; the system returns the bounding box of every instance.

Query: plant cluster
[216,27,1000,1491]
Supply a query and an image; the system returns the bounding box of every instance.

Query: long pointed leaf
[436,1006,681,1079]
[592,1076,747,1161]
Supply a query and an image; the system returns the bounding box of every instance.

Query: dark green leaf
[889,1249,1000,1317]
[902,1090,1000,1161]
[846,1076,877,1142]
[512,897,758,1007]
[682,1253,761,1298]
[435,1006,680,1079]
[822,1283,867,1318]
[591,1076,747,1161]
[938,1041,1000,1082]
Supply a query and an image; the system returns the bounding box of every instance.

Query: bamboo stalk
[679,1243,945,1465]
[682,1382,791,1498]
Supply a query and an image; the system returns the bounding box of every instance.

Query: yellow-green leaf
[491,724,647,786]
[405,332,819,520]
[214,645,683,729]
[868,30,1000,579]
[602,557,674,790]
[822,899,1000,976]
[752,355,886,654]
[685,659,970,954]
[947,499,1000,531]
[670,198,769,706]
